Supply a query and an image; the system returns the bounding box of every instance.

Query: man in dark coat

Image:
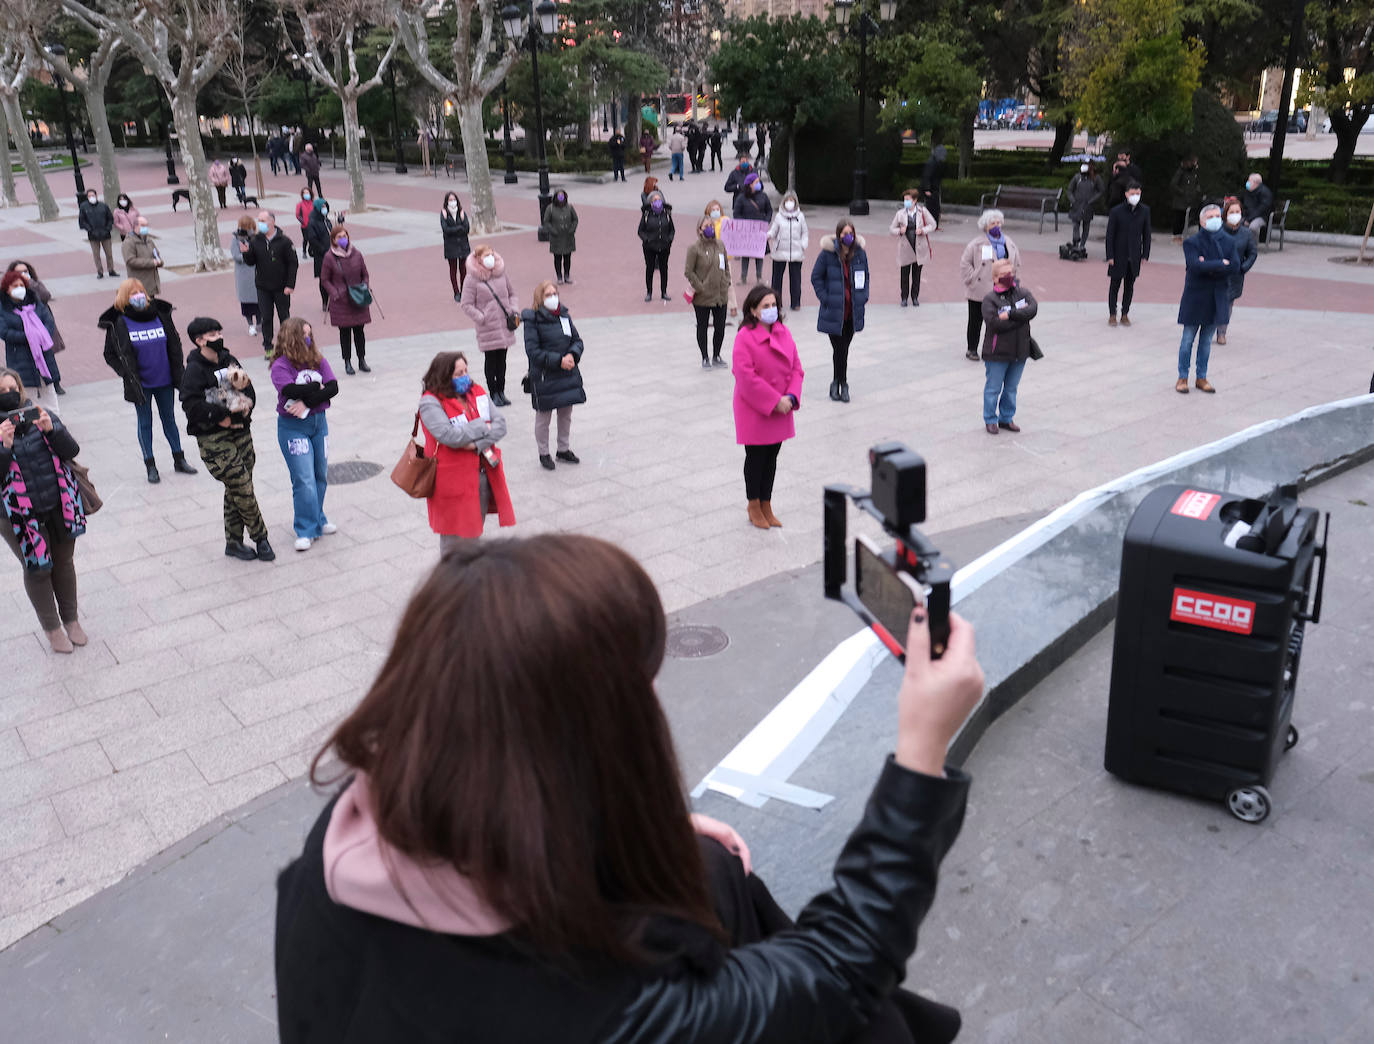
[1240,173,1274,239]
[78,190,118,279]
[708,127,724,171]
[1105,148,1143,210]
[1175,203,1238,395]
[920,145,946,223]
[301,144,323,200]
[239,209,299,359]
[1104,181,1150,327]
[607,128,626,182]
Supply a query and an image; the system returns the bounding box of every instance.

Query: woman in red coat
[732,284,804,530]
[318,224,372,375]
[416,351,515,553]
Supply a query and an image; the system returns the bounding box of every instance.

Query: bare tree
[63,0,236,269]
[0,12,61,221]
[389,0,516,234]
[28,12,124,205]
[0,103,18,207]
[223,0,271,199]
[287,0,398,213]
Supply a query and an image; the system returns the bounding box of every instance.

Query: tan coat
[959,233,1020,302]
[889,204,937,267]
[121,232,162,297]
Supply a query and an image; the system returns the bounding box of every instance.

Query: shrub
[1133,88,1248,224]
[767,100,903,204]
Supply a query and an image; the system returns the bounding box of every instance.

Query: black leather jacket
[275,757,969,1043]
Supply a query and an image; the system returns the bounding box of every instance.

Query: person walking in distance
[684,216,735,370]
[416,351,515,553]
[708,125,724,171]
[1067,161,1103,253]
[732,285,803,530]
[209,158,231,209]
[1215,196,1257,346]
[112,192,141,241]
[889,188,936,307]
[1175,204,1237,395]
[295,189,315,260]
[608,127,627,182]
[522,281,585,471]
[229,157,249,207]
[810,221,870,404]
[98,279,198,484]
[959,210,1020,362]
[440,191,471,304]
[318,225,372,375]
[78,189,118,279]
[920,144,946,224]
[121,215,163,298]
[0,367,88,654]
[460,244,520,408]
[231,214,262,338]
[305,198,335,312]
[1105,181,1150,328]
[178,317,275,563]
[733,175,772,285]
[240,209,299,361]
[289,128,303,174]
[768,191,809,312]
[979,258,1038,436]
[639,127,656,174]
[667,124,687,181]
[301,144,323,200]
[0,271,63,398]
[1169,154,1202,243]
[270,318,339,551]
[638,190,676,303]
[542,190,578,285]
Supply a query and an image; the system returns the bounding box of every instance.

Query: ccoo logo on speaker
[1170,587,1256,635]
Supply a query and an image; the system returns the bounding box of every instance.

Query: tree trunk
[958,104,976,181]
[1327,114,1367,185]
[786,124,796,195]
[246,105,264,198]
[457,96,500,234]
[81,77,122,204]
[168,88,228,270]
[1047,117,1074,168]
[0,93,59,220]
[341,92,367,213]
[0,100,18,207]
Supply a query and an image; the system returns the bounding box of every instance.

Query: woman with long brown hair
[270,317,338,551]
[275,535,982,1042]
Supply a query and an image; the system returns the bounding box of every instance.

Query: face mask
[987,226,1002,238]
[118,198,129,208]
[760,306,779,324]
[453,375,473,395]
[651,199,663,212]
[543,295,559,312]
[87,195,97,204]
[0,391,20,411]
[447,201,458,212]
[1204,216,1223,233]
[257,221,269,234]
[138,226,150,237]
[205,336,224,351]
[555,194,566,204]
[482,255,496,270]
[305,335,314,348]
[702,225,716,239]
[785,200,796,211]
[1126,194,1141,206]
[741,162,750,172]
[302,193,311,200]
[130,293,148,309]
[1247,181,1258,192]
[320,206,328,215]
[1226,212,1242,227]
[903,198,914,210]
[1080,164,1089,174]
[709,208,721,219]
[841,232,854,246]
[336,236,348,249]
[8,287,25,302]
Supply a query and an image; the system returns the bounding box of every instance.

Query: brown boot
[746,500,770,530]
[760,501,783,527]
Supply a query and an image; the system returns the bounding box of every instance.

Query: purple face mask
[651,198,664,212]
[702,225,716,239]
[841,232,855,246]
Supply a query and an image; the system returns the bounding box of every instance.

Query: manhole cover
[327,459,384,484]
[664,624,729,659]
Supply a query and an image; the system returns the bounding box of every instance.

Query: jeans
[134,385,183,460]
[899,263,922,303]
[830,318,855,384]
[534,406,573,455]
[771,260,803,309]
[277,412,329,539]
[670,153,685,178]
[738,256,763,283]
[1072,216,1092,247]
[983,358,1027,425]
[694,304,727,359]
[743,443,782,501]
[1108,269,1135,316]
[1178,325,1216,380]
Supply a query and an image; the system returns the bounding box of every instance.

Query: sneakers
[555,450,580,464]
[965,350,980,362]
[225,539,258,561]
[321,522,338,535]
[294,536,313,551]
[539,454,555,471]
[901,299,909,307]
[255,538,276,562]
[248,323,257,336]
[712,356,727,368]
[701,358,712,370]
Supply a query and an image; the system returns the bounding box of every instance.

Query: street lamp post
[45,45,86,205]
[389,68,408,174]
[834,0,895,216]
[289,53,314,146]
[503,0,558,241]
[501,79,518,184]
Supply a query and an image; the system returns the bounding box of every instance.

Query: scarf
[18,305,53,379]
[1,443,86,572]
[330,243,353,259]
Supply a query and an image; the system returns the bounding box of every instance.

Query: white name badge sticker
[854,271,866,290]
[718,253,726,270]
[476,395,491,421]
[560,317,572,337]
[1014,297,1029,309]
[981,245,995,261]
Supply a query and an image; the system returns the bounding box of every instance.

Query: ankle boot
[357,353,371,373]
[172,452,197,475]
[46,628,74,654]
[145,458,161,484]
[344,358,356,375]
[829,381,840,401]
[760,501,782,527]
[746,500,770,530]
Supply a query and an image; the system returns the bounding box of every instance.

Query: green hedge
[769,102,904,204]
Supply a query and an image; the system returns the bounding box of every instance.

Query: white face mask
[709,208,721,219]
[1126,194,1141,206]
[1080,164,1089,173]
[8,287,25,302]
[784,200,796,211]
[137,226,150,236]
[87,195,97,203]
[481,255,496,270]
[543,295,559,312]
[1226,212,1242,226]
[447,201,458,212]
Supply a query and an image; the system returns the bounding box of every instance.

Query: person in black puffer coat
[99,280,197,484]
[305,199,335,311]
[522,280,585,470]
[0,366,88,655]
[638,192,676,302]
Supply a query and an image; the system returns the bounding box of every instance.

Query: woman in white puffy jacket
[766,190,809,311]
[890,187,937,307]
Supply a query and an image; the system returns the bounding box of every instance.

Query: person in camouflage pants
[179,317,276,562]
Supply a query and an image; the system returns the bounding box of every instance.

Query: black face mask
[0,390,22,412]
[204,337,224,352]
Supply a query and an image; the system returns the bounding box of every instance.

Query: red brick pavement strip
[10,150,1374,388]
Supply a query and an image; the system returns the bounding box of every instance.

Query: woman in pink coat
[732,284,804,530]
[460,244,520,407]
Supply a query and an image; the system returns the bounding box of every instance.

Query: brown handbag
[390,412,436,499]
[67,459,102,513]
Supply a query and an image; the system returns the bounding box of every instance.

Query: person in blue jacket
[1175,203,1238,395]
[809,220,869,403]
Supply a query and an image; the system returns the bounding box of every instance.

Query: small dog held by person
[204,364,254,417]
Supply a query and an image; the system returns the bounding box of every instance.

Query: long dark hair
[5,260,38,282]
[442,191,463,214]
[740,284,781,328]
[420,351,468,396]
[835,220,856,261]
[312,536,722,961]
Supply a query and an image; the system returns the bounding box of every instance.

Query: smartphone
[855,535,925,654]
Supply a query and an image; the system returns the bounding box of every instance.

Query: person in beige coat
[959,209,1019,361]
[890,188,937,308]
[121,218,163,298]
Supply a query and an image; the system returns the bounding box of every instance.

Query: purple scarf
[18,304,53,380]
[1,443,86,571]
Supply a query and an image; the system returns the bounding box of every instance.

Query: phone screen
[855,536,923,650]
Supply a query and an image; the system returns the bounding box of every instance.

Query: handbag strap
[411,410,421,439]
[487,281,512,320]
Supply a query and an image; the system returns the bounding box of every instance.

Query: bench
[978,184,1062,234]
[1263,199,1290,251]
[442,150,466,179]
